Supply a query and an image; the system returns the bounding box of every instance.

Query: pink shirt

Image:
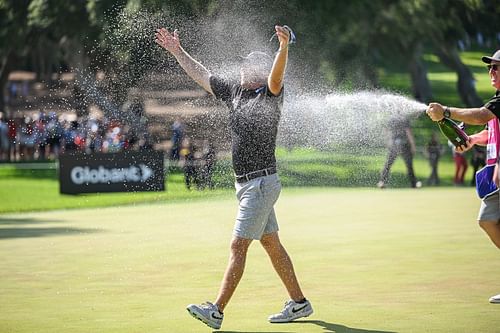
[486,118,500,165]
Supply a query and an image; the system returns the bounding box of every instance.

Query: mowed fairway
[0,188,499,333]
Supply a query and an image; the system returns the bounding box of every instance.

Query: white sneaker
[268,299,313,323]
[186,301,223,329]
[489,294,500,304]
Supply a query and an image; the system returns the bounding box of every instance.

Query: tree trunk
[434,43,483,107]
[408,44,433,104]
[0,50,15,117]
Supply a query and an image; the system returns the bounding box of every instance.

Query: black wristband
[443,107,451,118]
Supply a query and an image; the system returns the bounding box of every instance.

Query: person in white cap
[427,49,500,304]
[155,25,312,329]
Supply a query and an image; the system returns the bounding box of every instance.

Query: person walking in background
[200,139,217,189]
[377,115,421,189]
[427,49,500,304]
[449,140,468,186]
[426,131,442,186]
[180,137,197,190]
[155,24,312,330]
[170,119,184,161]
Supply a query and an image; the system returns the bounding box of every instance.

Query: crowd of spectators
[0,111,151,162]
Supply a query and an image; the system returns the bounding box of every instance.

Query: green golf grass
[0,148,468,213]
[0,187,498,332]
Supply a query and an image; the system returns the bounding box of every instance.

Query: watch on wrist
[443,107,451,118]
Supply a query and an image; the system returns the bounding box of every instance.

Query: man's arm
[268,26,290,96]
[155,28,213,95]
[426,102,495,125]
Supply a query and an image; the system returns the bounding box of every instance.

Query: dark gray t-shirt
[210,75,283,175]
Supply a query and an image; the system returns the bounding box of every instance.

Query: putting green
[0,187,498,332]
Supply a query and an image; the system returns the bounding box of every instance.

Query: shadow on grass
[0,168,57,180]
[0,217,66,225]
[216,320,397,333]
[295,320,397,333]
[0,227,102,239]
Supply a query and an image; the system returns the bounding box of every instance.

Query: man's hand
[455,134,480,153]
[155,28,181,55]
[274,25,290,49]
[455,140,472,153]
[426,103,446,121]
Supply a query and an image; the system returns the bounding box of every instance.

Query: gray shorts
[234,173,281,240]
[477,192,500,222]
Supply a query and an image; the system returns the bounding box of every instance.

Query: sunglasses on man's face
[487,64,499,71]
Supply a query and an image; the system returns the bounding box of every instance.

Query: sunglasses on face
[487,64,499,71]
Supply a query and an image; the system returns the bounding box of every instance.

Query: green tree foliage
[1,0,499,114]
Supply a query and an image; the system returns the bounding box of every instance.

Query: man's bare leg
[260,232,304,301]
[479,220,500,249]
[214,236,253,312]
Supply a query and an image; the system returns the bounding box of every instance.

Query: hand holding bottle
[455,138,472,153]
[455,133,484,153]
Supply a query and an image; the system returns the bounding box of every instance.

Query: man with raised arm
[155,25,313,329]
[427,50,500,304]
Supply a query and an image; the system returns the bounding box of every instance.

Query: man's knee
[229,237,252,257]
[478,220,495,230]
[260,232,282,252]
[478,220,500,249]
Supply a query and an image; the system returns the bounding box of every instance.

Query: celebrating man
[155,25,313,329]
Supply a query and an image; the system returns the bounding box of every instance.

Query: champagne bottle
[437,117,469,148]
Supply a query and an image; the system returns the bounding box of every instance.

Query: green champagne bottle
[437,118,469,148]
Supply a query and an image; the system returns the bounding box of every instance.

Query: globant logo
[70,165,153,185]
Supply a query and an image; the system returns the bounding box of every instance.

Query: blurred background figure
[199,139,217,189]
[34,113,48,160]
[7,118,18,161]
[45,113,63,159]
[0,114,9,160]
[426,131,442,186]
[449,140,468,186]
[378,115,421,189]
[170,119,184,161]
[19,116,35,160]
[63,120,80,152]
[181,137,197,190]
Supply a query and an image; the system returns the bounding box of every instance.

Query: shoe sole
[186,307,221,329]
[269,308,314,323]
[489,299,500,304]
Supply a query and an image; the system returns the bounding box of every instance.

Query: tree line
[1,0,499,115]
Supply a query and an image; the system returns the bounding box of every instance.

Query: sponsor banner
[59,151,165,194]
